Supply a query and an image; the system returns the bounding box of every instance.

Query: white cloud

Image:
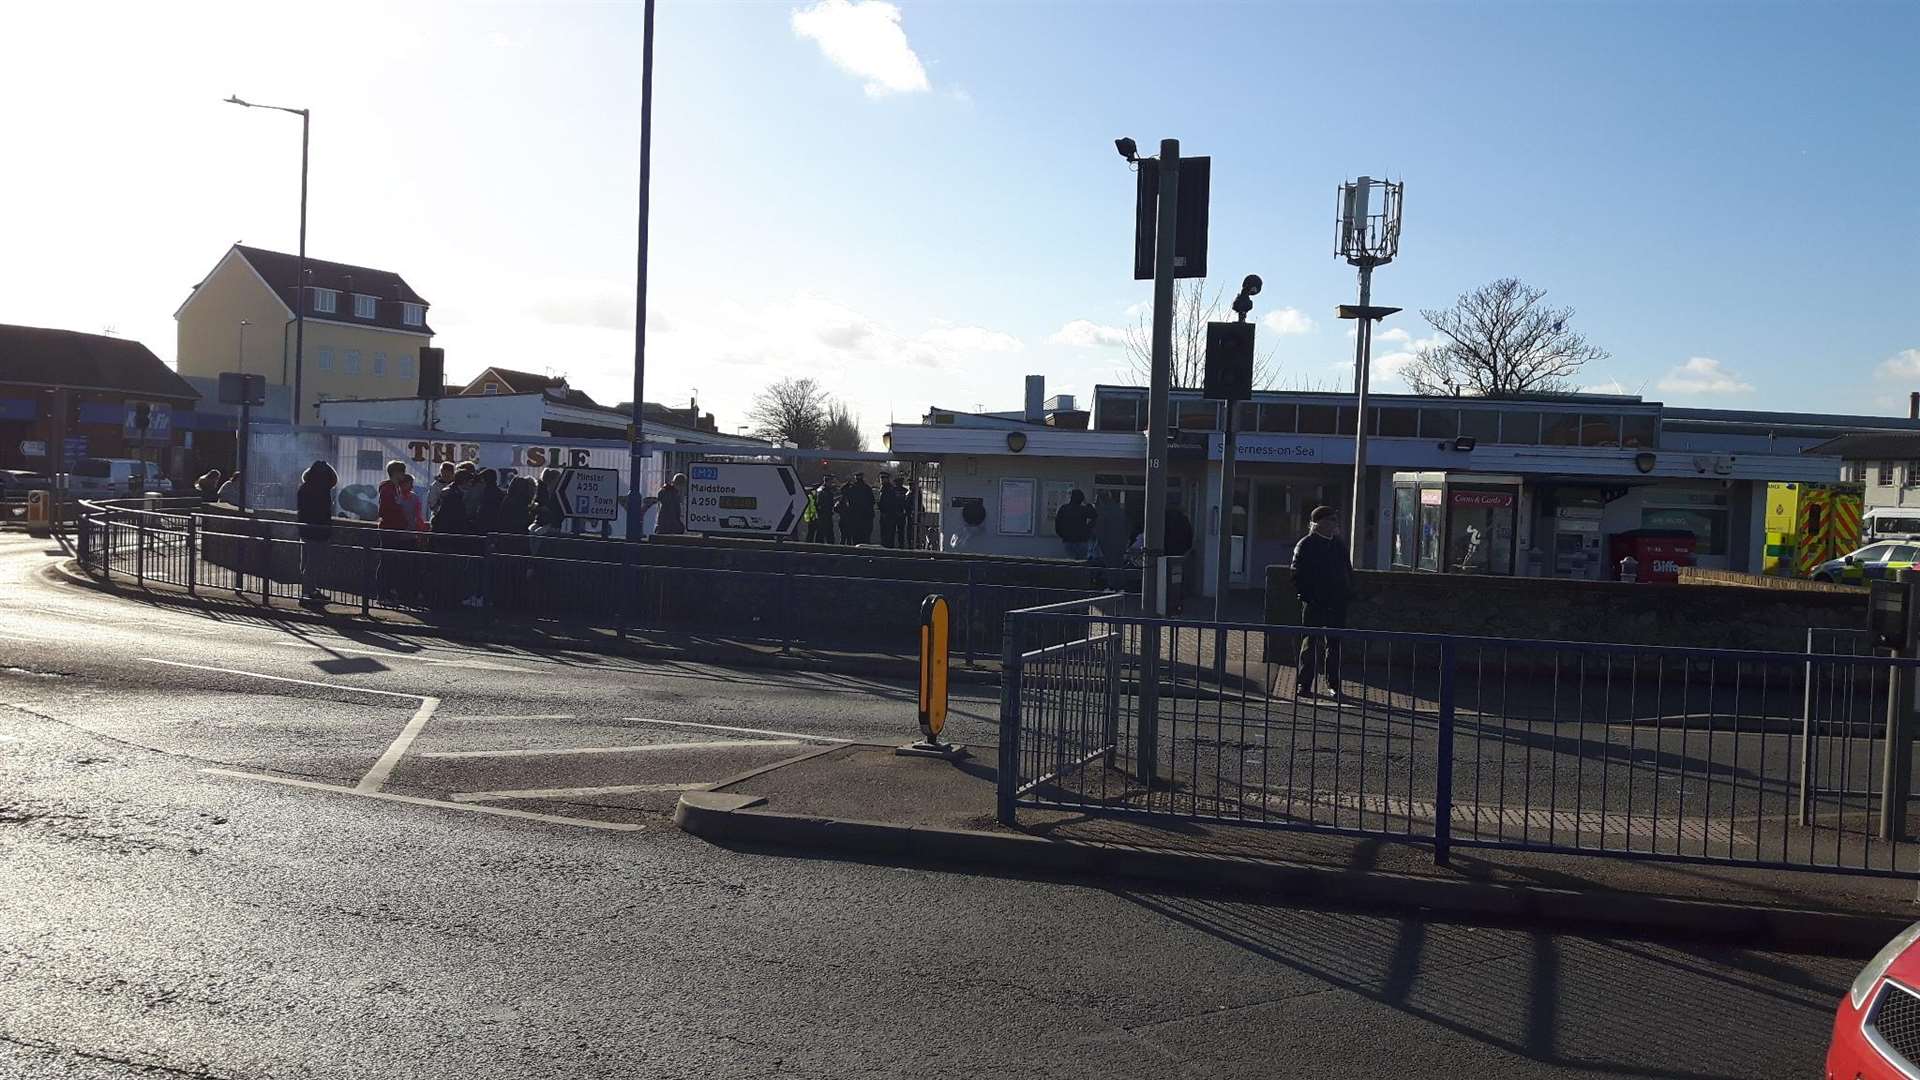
[1048,319,1129,349]
[1876,348,1920,380]
[1375,326,1412,345]
[1657,356,1753,395]
[1262,307,1314,335]
[919,321,1022,354]
[1373,333,1442,384]
[791,0,931,97]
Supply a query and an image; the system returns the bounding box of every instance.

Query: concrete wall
[1264,563,1862,653]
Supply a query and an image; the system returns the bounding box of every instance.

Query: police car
[1812,541,1920,584]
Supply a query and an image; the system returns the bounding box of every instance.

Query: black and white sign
[558,467,620,520]
[685,463,804,535]
[19,440,47,457]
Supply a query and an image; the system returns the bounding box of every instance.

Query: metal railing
[999,602,1919,880]
[73,499,1099,659]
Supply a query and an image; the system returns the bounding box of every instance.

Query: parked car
[1827,921,1920,1078]
[1812,541,1920,584]
[64,457,149,498]
[1865,507,1920,543]
[0,469,53,499]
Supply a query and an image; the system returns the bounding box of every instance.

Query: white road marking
[620,717,854,744]
[418,738,802,760]
[450,782,710,803]
[201,768,645,831]
[138,657,422,699]
[440,714,577,723]
[356,696,441,793]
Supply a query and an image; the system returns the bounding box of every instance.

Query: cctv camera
[1241,274,1263,296]
[1114,137,1138,162]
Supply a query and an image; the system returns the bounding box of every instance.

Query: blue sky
[2,0,1914,439]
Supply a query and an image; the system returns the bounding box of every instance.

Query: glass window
[1392,487,1417,569]
[1446,490,1517,574]
[1097,396,1143,432]
[1500,411,1540,445]
[1337,407,1357,435]
[1419,408,1459,439]
[1642,507,1727,556]
[1541,413,1581,446]
[311,288,337,314]
[1890,545,1920,563]
[353,294,378,319]
[1621,414,1657,449]
[1257,403,1295,432]
[1459,409,1499,443]
[1176,401,1221,430]
[1297,405,1337,434]
[402,303,425,326]
[372,352,387,377]
[398,354,416,378]
[1581,414,1622,447]
[1377,407,1417,437]
[1844,461,1867,483]
[1879,462,1895,486]
[343,350,361,375]
[1418,490,1443,571]
[998,478,1036,535]
[1231,402,1256,430]
[1855,544,1892,562]
[317,348,334,371]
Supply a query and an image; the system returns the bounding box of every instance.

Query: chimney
[1909,391,1917,420]
[1024,375,1044,423]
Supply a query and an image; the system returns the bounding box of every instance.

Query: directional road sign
[685,462,805,536]
[559,467,621,520]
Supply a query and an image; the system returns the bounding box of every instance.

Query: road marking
[138,657,423,699]
[440,714,577,723]
[201,769,644,831]
[418,738,803,760]
[450,782,710,803]
[620,717,854,744]
[356,697,441,793]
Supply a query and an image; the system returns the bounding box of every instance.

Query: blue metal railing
[999,601,1917,881]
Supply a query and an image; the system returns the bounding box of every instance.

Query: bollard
[996,616,1023,826]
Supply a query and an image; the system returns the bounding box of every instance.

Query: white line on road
[356,697,441,793]
[418,738,803,760]
[450,782,710,803]
[138,657,423,699]
[440,714,577,723]
[201,768,645,831]
[620,717,854,744]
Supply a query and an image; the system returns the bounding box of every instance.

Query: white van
[1864,507,1920,542]
[66,458,149,497]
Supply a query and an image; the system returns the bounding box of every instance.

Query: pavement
[0,532,1877,1078]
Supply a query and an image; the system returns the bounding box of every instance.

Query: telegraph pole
[625,0,658,541]
[1141,138,1180,617]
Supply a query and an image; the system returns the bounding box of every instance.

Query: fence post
[135,513,147,586]
[362,534,375,617]
[1434,640,1457,866]
[615,543,630,639]
[104,510,116,581]
[256,520,270,605]
[996,613,1024,826]
[963,563,978,668]
[186,515,198,596]
[780,557,794,656]
[1799,627,1817,827]
[479,536,494,610]
[1102,613,1122,768]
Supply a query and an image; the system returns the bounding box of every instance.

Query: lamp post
[624,0,658,541]
[1334,176,1404,568]
[225,94,309,425]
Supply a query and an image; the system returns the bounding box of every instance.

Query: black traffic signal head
[133,402,151,430]
[1114,137,1138,163]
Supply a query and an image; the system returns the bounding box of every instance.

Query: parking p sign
[557,467,620,520]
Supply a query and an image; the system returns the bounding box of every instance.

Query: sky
[2,0,1916,443]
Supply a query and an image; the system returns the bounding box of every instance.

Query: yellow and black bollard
[897,594,967,759]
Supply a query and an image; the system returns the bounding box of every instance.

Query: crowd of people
[1050,487,1193,570]
[802,471,913,548]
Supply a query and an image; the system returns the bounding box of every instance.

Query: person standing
[838,471,875,546]
[216,472,243,507]
[194,469,224,503]
[473,468,504,537]
[807,474,837,544]
[398,473,428,532]
[1053,489,1096,561]
[1291,505,1352,699]
[375,461,411,603]
[295,461,336,609]
[1092,492,1130,572]
[499,475,536,535]
[649,473,687,536]
[427,461,457,519]
[876,472,908,548]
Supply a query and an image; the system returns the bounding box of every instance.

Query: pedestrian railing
[73,499,1100,660]
[998,602,1919,881]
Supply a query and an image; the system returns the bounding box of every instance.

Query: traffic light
[133,402,152,431]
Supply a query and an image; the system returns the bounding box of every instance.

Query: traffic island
[674,744,1920,956]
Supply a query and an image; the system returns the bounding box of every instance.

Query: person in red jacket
[375,460,412,603]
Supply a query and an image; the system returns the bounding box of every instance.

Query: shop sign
[1451,490,1514,508]
[1419,489,1443,506]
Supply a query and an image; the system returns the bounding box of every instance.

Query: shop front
[1390,472,1523,574]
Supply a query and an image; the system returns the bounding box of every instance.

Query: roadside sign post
[899,594,966,760]
[219,372,266,512]
[558,467,621,523]
[684,463,806,537]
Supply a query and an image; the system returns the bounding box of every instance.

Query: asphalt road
[0,532,1865,1078]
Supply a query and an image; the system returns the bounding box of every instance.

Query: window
[1541,413,1582,446]
[316,348,334,371]
[1889,545,1920,564]
[311,288,338,314]
[1844,461,1867,483]
[1857,544,1894,562]
[998,478,1036,535]
[1297,404,1337,434]
[1419,408,1459,439]
[398,353,416,378]
[1643,506,1728,556]
[1175,400,1221,431]
[1879,462,1896,486]
[1256,403,1296,433]
[483,382,499,396]
[344,350,361,375]
[372,352,386,376]
[1500,411,1541,445]
[1581,414,1623,447]
[402,303,425,327]
[1096,395,1144,432]
[1376,407,1417,437]
[353,294,377,319]
[1621,414,1658,449]
[1459,409,1500,443]
[1907,462,1920,487]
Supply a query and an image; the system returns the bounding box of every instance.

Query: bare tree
[1124,279,1278,390]
[747,377,828,448]
[1403,278,1609,397]
[821,402,866,452]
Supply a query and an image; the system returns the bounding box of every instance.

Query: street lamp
[237,320,250,372]
[1334,176,1404,568]
[225,94,309,426]
[624,0,659,541]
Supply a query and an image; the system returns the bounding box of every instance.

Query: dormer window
[402,303,425,327]
[483,383,499,395]
[353,294,377,319]
[311,288,338,314]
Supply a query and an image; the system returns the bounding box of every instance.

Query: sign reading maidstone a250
[685,463,805,535]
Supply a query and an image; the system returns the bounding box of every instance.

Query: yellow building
[174,244,434,421]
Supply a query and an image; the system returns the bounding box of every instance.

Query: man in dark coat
[837,472,875,546]
[1291,505,1353,699]
[1054,489,1096,561]
[877,473,908,548]
[295,460,337,608]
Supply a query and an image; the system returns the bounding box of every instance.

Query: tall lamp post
[1334,176,1404,568]
[225,95,309,426]
[624,0,658,541]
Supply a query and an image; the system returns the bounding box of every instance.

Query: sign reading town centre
[685,463,805,536]
[558,467,621,520]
